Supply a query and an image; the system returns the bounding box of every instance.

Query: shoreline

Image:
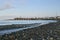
[0,23,41,30]
[0,20,60,40]
[0,20,57,31]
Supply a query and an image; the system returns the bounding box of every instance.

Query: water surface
[0,20,56,35]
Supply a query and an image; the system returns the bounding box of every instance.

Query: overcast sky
[0,0,60,19]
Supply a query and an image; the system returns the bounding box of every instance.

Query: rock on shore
[0,21,60,40]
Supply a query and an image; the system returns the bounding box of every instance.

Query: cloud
[0,0,14,10]
[0,4,13,10]
[0,0,28,10]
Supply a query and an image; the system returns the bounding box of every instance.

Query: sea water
[0,20,57,35]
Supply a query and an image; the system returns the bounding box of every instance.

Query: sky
[0,0,60,19]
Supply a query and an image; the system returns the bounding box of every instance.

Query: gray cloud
[0,0,14,10]
[0,0,28,11]
[0,4,13,10]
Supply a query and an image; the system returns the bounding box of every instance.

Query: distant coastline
[9,16,60,20]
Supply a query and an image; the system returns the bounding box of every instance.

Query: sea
[0,20,57,35]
